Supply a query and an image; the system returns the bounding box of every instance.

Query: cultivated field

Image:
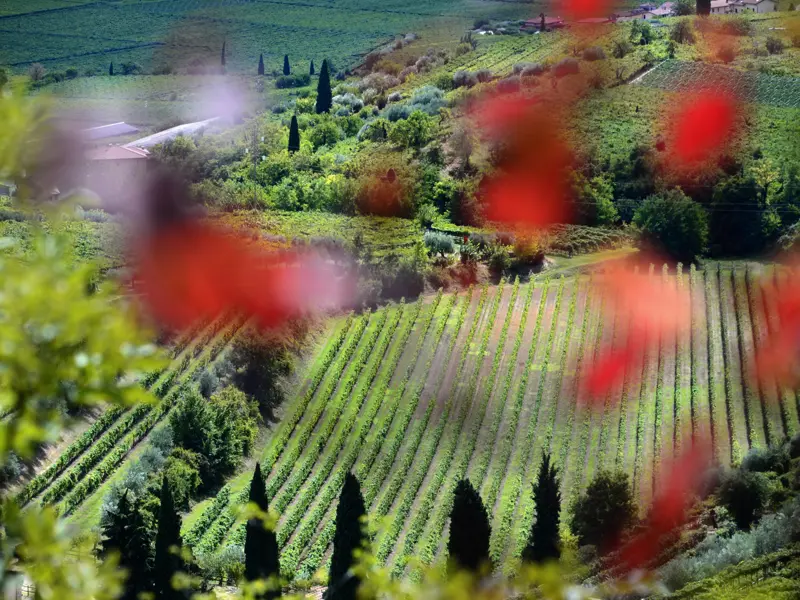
[178,262,799,581]
[15,314,248,522]
[0,0,534,74]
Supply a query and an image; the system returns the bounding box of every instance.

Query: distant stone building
[710,0,776,13]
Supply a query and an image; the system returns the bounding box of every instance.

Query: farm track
[185,263,799,578]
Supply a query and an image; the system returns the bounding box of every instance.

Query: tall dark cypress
[310,60,315,75]
[315,59,332,114]
[153,478,185,600]
[447,479,491,573]
[258,54,265,76]
[244,463,280,599]
[283,54,290,75]
[522,453,562,563]
[221,41,226,67]
[288,115,300,153]
[109,62,114,76]
[696,0,710,14]
[101,491,154,600]
[326,473,366,600]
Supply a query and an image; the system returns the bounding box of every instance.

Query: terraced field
[185,262,800,580]
[18,313,249,524]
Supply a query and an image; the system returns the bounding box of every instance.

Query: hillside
[176,261,799,581]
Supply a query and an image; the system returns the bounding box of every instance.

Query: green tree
[571,471,636,550]
[675,0,695,14]
[109,62,114,76]
[574,173,618,225]
[163,448,202,510]
[283,54,291,75]
[101,491,154,600]
[326,473,366,600]
[447,479,491,573]
[718,471,770,530]
[523,453,561,563]
[169,387,212,458]
[315,59,332,114]
[633,189,709,262]
[309,116,343,149]
[258,54,265,76]
[696,0,710,15]
[244,463,280,598]
[310,60,315,75]
[288,115,300,153]
[221,41,226,67]
[153,477,186,600]
[388,110,435,149]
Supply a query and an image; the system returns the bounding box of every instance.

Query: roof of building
[649,6,674,15]
[710,0,729,7]
[86,145,150,161]
[575,16,612,22]
[82,122,139,141]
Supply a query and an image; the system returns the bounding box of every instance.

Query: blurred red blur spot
[755,274,800,386]
[133,222,348,331]
[614,432,712,572]
[581,261,690,400]
[471,93,574,230]
[556,0,612,19]
[582,338,643,401]
[668,91,738,167]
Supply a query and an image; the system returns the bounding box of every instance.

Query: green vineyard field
[185,262,800,581]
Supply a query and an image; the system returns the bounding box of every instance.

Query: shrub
[459,240,479,265]
[496,76,520,93]
[571,471,636,549]
[553,57,579,78]
[717,45,735,64]
[416,204,439,228]
[520,64,544,78]
[359,72,400,93]
[424,231,454,257]
[718,470,770,530]
[487,245,511,273]
[633,189,709,262]
[766,36,785,55]
[453,70,478,88]
[741,446,790,475]
[671,20,695,44]
[612,40,633,58]
[790,431,800,459]
[476,68,493,82]
[399,66,417,82]
[65,67,79,79]
[28,63,46,81]
[582,46,606,61]
[375,59,401,76]
[387,91,402,103]
[120,62,142,75]
[276,73,311,89]
[357,117,390,141]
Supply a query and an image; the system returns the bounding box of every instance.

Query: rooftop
[82,122,139,141]
[86,145,150,161]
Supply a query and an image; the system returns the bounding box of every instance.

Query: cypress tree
[288,115,300,153]
[221,41,226,67]
[310,60,315,75]
[326,473,366,600]
[315,59,332,114]
[522,453,562,563]
[244,463,280,599]
[696,0,710,14]
[283,54,290,75]
[101,491,154,600]
[447,479,491,573]
[153,478,185,600]
[109,62,114,76]
[258,54,265,76]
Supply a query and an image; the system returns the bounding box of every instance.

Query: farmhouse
[84,145,150,202]
[710,0,777,12]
